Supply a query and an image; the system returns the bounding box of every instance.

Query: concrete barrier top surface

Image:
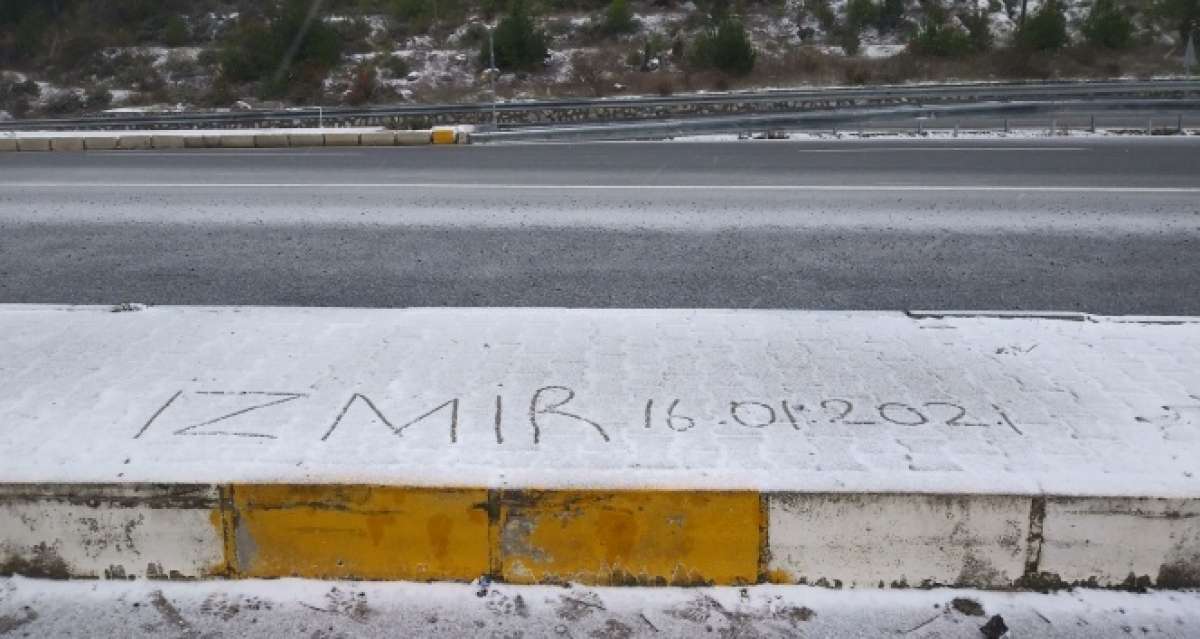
[1,305,1197,497]
[1,127,390,138]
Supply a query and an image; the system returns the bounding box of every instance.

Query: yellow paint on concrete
[230,485,489,581]
[499,490,759,586]
[431,127,458,145]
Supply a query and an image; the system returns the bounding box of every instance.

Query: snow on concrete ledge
[0,304,1197,496]
[1,305,1198,587]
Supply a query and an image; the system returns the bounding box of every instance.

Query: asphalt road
[1,137,1198,313]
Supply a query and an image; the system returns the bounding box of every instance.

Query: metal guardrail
[469,98,1200,142]
[2,79,1199,131]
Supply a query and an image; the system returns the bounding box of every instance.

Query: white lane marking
[88,151,366,157]
[2,183,1198,193]
[787,147,1087,152]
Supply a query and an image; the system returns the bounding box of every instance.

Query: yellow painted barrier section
[498,490,759,586]
[230,485,489,581]
[431,127,458,145]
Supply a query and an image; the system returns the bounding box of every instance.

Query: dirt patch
[951,597,985,616]
[0,543,71,579]
[0,607,38,636]
[485,590,530,618]
[588,618,634,639]
[324,587,371,623]
[774,604,815,625]
[198,592,271,621]
[149,590,200,639]
[1157,555,1200,588]
[556,591,605,621]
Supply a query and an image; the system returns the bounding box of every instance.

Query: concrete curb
[15,138,50,152]
[49,138,83,152]
[83,137,119,150]
[2,485,1196,588]
[117,135,153,150]
[0,129,463,152]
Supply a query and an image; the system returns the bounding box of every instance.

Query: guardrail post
[1089,115,1095,133]
[1003,118,1008,134]
[917,120,923,135]
[953,124,959,138]
[1147,118,1153,135]
[1178,114,1184,134]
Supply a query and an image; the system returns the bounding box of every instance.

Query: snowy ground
[668,127,1199,141]
[1,577,1198,638]
[1,305,1197,496]
[4,0,1175,116]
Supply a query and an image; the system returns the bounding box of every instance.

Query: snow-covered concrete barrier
[359,131,399,146]
[83,136,119,150]
[287,132,325,147]
[48,137,83,152]
[218,134,255,149]
[252,133,290,148]
[117,135,153,150]
[321,132,360,146]
[150,135,186,149]
[1,306,1197,587]
[396,129,434,145]
[0,129,447,152]
[15,138,49,151]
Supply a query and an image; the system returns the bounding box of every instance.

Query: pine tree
[603,0,637,35]
[1017,0,1068,50]
[482,0,549,71]
[1083,0,1134,48]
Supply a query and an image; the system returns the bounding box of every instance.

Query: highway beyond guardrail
[2,78,1199,132]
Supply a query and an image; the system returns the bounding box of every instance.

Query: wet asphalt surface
[1,137,1197,314]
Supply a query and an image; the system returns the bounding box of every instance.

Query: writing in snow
[134,385,1026,443]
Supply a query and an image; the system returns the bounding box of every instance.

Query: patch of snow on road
[3,577,1198,639]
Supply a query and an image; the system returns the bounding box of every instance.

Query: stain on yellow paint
[210,489,237,577]
[230,485,489,580]
[766,568,795,584]
[498,490,759,586]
